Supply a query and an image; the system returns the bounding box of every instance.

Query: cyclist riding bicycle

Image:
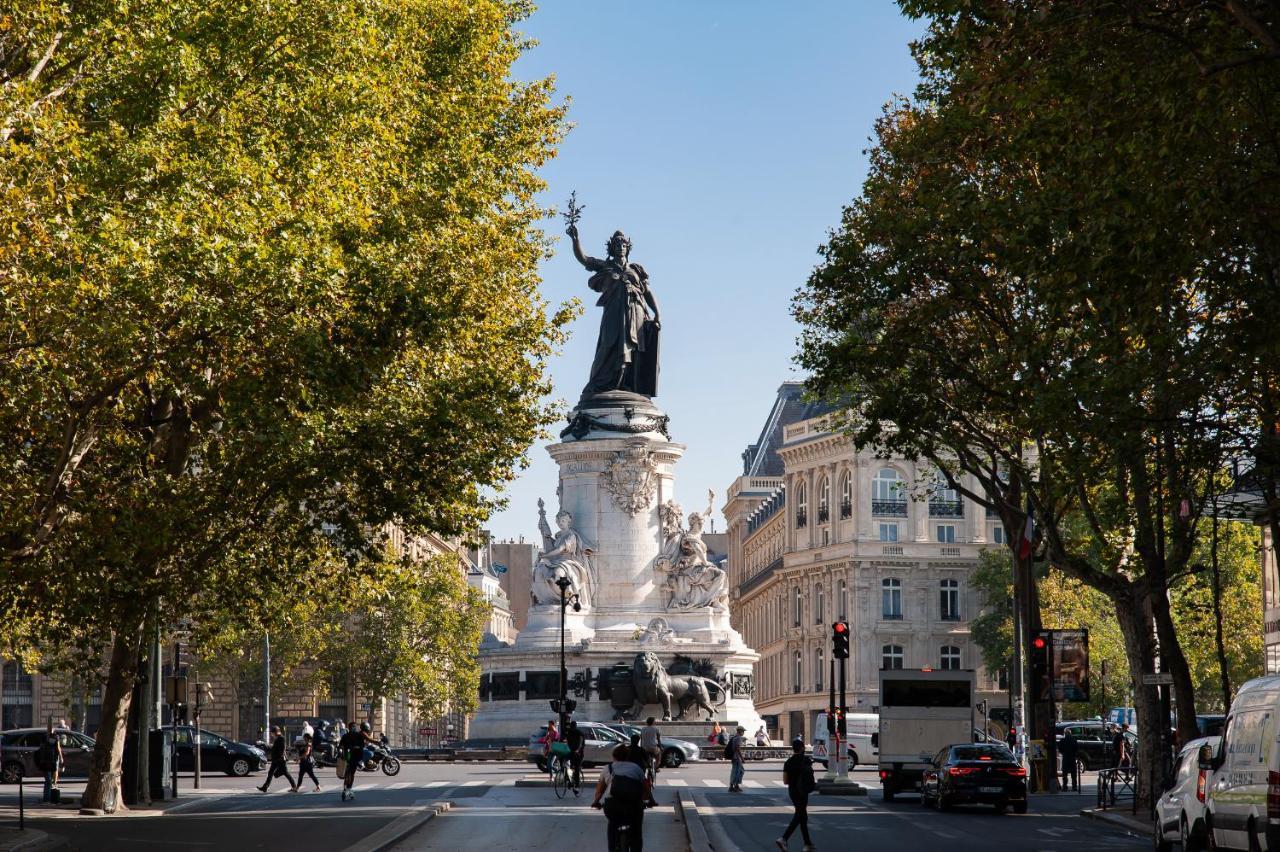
[592,745,650,852]
[563,721,586,788]
[539,719,560,773]
[640,717,662,777]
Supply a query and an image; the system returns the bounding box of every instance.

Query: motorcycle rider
[359,721,376,769]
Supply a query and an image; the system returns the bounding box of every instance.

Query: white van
[1204,674,1280,851]
[813,712,879,768]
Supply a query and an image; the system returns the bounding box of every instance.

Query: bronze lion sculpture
[629,651,726,721]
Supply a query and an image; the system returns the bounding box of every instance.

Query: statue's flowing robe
[582,257,658,396]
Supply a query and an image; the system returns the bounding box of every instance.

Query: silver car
[527,722,631,771]
[607,724,701,768]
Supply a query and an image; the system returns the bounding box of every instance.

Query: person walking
[338,719,366,801]
[37,720,63,802]
[1113,723,1130,768]
[1059,728,1080,793]
[756,726,769,748]
[727,726,746,792]
[776,738,817,851]
[297,733,321,792]
[591,745,650,852]
[540,719,559,774]
[259,726,299,793]
[640,717,662,779]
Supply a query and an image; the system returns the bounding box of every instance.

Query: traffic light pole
[836,655,848,781]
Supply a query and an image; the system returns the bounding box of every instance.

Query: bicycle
[548,742,576,799]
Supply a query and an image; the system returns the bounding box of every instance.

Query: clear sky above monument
[487,1,925,541]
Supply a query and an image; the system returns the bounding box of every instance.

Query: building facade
[725,383,1004,744]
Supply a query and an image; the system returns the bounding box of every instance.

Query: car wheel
[662,749,683,769]
[1,761,22,784]
[1013,801,1027,815]
[848,751,859,769]
[1176,815,1200,852]
[230,757,252,777]
[937,793,952,812]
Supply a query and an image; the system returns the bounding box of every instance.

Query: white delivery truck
[1202,674,1280,851]
[878,668,976,801]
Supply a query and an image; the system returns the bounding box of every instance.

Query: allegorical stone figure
[566,220,661,398]
[531,498,595,610]
[655,491,728,612]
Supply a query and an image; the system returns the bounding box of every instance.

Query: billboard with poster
[1051,629,1089,702]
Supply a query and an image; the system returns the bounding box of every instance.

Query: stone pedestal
[470,395,763,739]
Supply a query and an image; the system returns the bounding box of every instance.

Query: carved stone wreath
[603,442,659,517]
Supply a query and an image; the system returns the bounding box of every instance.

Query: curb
[685,792,746,852]
[0,828,66,852]
[675,792,712,852]
[1080,807,1152,836]
[340,799,452,852]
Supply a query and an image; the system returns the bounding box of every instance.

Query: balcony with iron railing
[840,499,852,519]
[817,505,830,524]
[795,509,807,528]
[872,499,908,517]
[929,499,964,518]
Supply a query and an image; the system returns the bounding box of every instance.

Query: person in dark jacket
[258,726,299,793]
[1059,729,1080,792]
[776,738,816,851]
[297,733,321,792]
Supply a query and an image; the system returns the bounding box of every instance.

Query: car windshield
[951,745,1014,762]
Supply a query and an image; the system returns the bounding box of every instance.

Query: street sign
[1142,672,1174,685]
[419,727,436,736]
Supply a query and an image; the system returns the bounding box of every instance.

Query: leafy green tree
[1,0,568,810]
[796,0,1279,806]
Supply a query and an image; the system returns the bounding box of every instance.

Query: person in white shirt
[755,726,768,747]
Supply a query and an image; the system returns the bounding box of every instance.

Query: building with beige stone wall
[725,382,1005,745]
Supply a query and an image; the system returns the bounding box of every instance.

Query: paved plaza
[0,759,1147,851]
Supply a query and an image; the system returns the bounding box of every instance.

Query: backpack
[34,738,57,772]
[607,766,645,805]
[800,757,817,794]
[723,736,736,761]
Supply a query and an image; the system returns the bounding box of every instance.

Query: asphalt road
[0,758,1148,851]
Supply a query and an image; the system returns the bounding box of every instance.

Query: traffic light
[1031,631,1051,701]
[832,621,850,659]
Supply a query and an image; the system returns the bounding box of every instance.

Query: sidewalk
[1028,788,1152,836]
[0,826,61,852]
[387,781,689,851]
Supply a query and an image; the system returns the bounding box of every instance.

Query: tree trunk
[1146,576,1199,743]
[81,624,143,812]
[1211,512,1232,711]
[1114,583,1163,811]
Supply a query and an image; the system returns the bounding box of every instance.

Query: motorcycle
[359,743,401,776]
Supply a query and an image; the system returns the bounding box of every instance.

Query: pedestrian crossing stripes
[462,780,487,786]
[702,779,720,787]
[665,779,687,787]
[743,780,764,788]
[425,781,449,787]
[386,782,412,790]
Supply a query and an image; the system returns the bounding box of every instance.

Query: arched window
[929,467,963,518]
[872,468,906,516]
[818,477,831,523]
[795,480,808,528]
[815,647,825,691]
[940,646,961,670]
[793,650,803,693]
[881,577,903,619]
[815,584,825,624]
[838,579,848,621]
[881,644,904,670]
[793,585,802,627]
[840,471,853,518]
[940,578,960,621]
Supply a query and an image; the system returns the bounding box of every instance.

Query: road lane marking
[386,782,412,790]
[743,780,764,788]
[702,779,720,787]
[425,781,449,787]
[462,780,486,786]
[666,779,688,787]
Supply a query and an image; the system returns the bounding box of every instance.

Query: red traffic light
[1033,636,1047,650]
[833,622,848,634]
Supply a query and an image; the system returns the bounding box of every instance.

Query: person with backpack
[338,719,368,801]
[36,720,63,803]
[726,725,746,792]
[591,745,650,852]
[776,738,817,851]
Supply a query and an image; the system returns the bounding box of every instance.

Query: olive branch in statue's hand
[562,190,585,236]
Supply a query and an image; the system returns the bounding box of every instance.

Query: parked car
[1054,721,1137,770]
[607,724,701,768]
[920,742,1027,814]
[1154,736,1218,852]
[1,728,95,783]
[171,726,266,777]
[1203,674,1280,851]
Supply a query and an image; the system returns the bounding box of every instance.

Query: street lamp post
[555,576,581,733]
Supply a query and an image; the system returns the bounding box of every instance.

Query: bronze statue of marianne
[566,221,661,399]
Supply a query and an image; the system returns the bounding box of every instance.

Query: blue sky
[487,2,925,541]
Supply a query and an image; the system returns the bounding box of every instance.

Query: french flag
[1017,501,1035,560]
